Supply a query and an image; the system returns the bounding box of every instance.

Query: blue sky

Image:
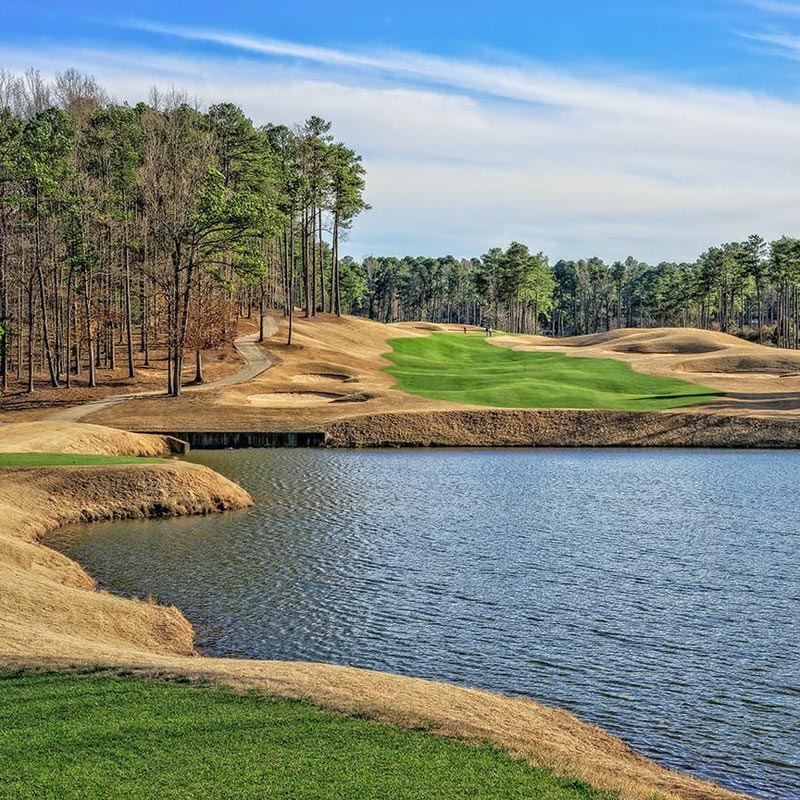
[4,1,800,261]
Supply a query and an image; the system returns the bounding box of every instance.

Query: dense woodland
[0,69,368,396]
[4,69,800,400]
[351,236,800,348]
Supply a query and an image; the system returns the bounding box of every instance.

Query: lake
[46,448,800,799]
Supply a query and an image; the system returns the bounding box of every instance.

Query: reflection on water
[47,448,799,799]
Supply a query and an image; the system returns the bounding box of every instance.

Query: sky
[3,1,800,262]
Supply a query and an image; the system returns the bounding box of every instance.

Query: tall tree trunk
[318,206,326,314]
[303,208,310,318]
[33,195,59,387]
[332,212,341,317]
[83,263,97,389]
[288,214,295,345]
[26,280,34,394]
[124,218,135,378]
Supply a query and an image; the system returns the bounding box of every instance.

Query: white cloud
[741,0,800,17]
[3,29,800,263]
[741,29,800,58]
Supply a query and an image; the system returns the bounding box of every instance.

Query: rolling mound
[537,328,742,355]
[0,421,181,456]
[677,354,800,375]
[80,315,800,432]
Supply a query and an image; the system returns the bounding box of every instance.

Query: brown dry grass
[0,421,179,456]
[0,444,252,661]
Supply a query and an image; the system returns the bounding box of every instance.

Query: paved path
[45,317,280,423]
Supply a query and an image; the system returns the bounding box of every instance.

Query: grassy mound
[0,453,163,468]
[385,334,723,410]
[0,672,614,800]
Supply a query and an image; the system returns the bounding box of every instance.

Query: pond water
[47,448,799,799]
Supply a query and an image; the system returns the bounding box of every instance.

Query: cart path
[44,318,280,423]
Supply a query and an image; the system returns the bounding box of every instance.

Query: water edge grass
[0,671,618,800]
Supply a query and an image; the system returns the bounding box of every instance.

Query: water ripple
[46,448,800,800]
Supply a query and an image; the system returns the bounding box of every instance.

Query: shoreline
[321,408,800,448]
[0,423,751,800]
[129,408,800,450]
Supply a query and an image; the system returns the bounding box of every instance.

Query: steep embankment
[323,408,800,447]
[0,423,252,660]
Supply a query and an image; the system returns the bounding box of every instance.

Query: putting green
[385,333,723,411]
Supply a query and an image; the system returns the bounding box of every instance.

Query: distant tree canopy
[0,69,368,395]
[345,236,800,347]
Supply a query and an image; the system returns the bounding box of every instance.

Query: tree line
[345,235,800,347]
[0,68,368,396]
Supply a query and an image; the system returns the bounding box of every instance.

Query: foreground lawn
[0,672,615,800]
[0,453,163,467]
[385,334,723,410]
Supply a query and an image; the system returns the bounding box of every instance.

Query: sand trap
[331,392,376,404]
[290,372,352,384]
[248,392,343,407]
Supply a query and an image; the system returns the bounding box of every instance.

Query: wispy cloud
[5,24,800,261]
[130,21,800,131]
[741,0,800,17]
[741,29,800,58]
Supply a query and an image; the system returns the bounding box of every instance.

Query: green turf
[0,453,163,468]
[0,671,616,800]
[385,333,723,410]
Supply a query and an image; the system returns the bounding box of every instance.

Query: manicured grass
[0,671,615,800]
[385,333,723,410]
[0,453,163,468]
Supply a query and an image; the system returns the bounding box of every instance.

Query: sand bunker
[290,372,353,384]
[331,392,376,404]
[248,392,343,407]
[248,390,375,407]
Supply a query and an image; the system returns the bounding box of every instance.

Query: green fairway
[0,672,615,800]
[385,333,723,411]
[0,453,164,468]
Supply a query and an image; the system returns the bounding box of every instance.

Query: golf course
[384,333,723,410]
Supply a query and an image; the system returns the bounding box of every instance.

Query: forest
[0,68,368,396]
[4,68,800,400]
[351,236,800,348]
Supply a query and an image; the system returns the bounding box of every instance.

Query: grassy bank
[0,671,615,800]
[0,453,164,467]
[385,334,723,410]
